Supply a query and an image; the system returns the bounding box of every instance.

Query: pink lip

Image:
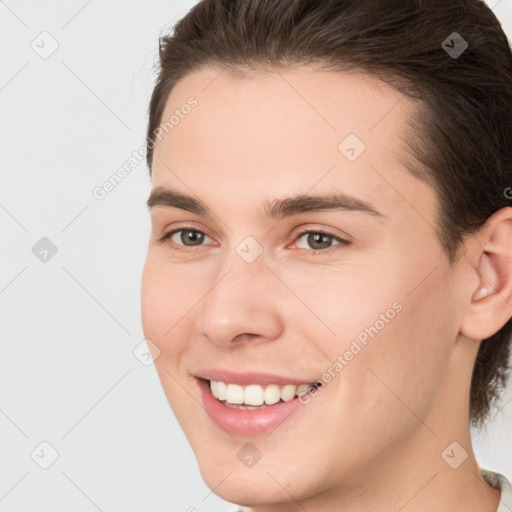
[196,377,312,436]
[194,368,318,386]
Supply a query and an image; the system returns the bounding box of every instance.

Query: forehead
[151,64,434,223]
[155,64,411,160]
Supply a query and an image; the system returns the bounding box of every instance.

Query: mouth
[193,367,325,435]
[195,375,323,435]
[206,378,323,409]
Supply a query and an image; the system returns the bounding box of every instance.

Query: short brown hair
[146,0,512,428]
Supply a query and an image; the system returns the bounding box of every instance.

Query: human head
[141,0,512,507]
[145,0,512,428]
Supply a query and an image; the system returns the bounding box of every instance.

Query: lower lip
[196,378,311,436]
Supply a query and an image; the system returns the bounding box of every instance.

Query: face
[141,65,469,507]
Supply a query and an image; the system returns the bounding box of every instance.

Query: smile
[209,379,321,408]
[196,376,323,435]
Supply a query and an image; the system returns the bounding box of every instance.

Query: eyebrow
[146,186,385,219]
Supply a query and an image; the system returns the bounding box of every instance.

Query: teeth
[245,384,264,406]
[216,381,227,401]
[296,383,311,396]
[264,384,281,405]
[209,380,319,406]
[225,383,244,404]
[210,380,218,397]
[280,384,296,402]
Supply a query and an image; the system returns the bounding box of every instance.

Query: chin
[194,446,319,507]
[198,465,290,507]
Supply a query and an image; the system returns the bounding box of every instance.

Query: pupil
[182,230,204,245]
[309,233,331,250]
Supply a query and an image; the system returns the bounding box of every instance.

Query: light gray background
[1,1,511,511]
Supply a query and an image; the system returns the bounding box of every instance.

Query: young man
[141,0,512,510]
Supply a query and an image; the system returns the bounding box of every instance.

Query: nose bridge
[197,238,283,345]
[208,235,269,303]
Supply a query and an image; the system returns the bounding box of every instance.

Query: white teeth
[244,384,265,406]
[208,380,319,406]
[225,383,244,404]
[280,384,296,402]
[216,381,227,401]
[264,384,281,405]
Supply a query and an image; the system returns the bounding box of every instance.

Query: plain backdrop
[1,1,511,511]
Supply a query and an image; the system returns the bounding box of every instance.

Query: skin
[141,64,512,511]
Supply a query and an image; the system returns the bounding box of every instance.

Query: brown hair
[146,0,512,429]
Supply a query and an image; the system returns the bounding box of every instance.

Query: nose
[196,250,284,347]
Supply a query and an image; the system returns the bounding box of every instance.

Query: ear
[460,207,512,340]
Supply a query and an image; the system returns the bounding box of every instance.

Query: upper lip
[195,368,318,386]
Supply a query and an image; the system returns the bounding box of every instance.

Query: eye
[157,226,350,255]
[158,227,213,249]
[293,229,350,253]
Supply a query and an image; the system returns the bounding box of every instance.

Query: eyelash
[157,226,351,255]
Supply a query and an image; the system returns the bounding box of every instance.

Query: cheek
[276,260,398,343]
[290,251,456,428]
[329,268,457,436]
[140,258,200,421]
[141,256,203,343]
[141,258,168,340]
